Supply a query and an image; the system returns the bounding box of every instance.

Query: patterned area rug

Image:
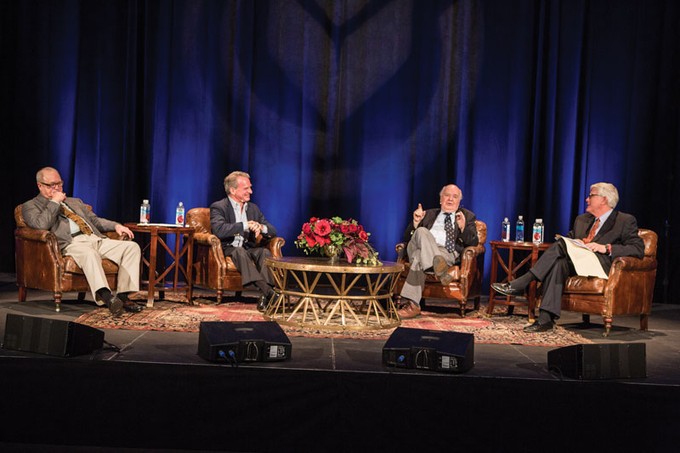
[72,292,592,347]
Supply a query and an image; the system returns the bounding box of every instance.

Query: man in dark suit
[22,167,142,316]
[210,171,277,311]
[398,184,479,318]
[492,182,644,332]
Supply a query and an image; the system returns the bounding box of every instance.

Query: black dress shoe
[491,282,525,297]
[123,300,143,313]
[523,321,554,333]
[107,296,124,317]
[257,295,267,312]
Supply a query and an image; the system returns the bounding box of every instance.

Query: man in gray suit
[398,184,479,319]
[22,167,142,316]
[210,171,277,311]
[492,182,644,332]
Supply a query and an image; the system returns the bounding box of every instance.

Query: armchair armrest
[610,256,657,273]
[14,227,64,290]
[267,237,285,258]
[395,243,407,262]
[105,231,130,240]
[15,226,55,243]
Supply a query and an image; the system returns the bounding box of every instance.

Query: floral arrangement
[295,216,381,265]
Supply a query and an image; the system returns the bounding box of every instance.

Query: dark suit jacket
[402,207,479,255]
[567,210,644,274]
[22,195,119,251]
[210,197,277,252]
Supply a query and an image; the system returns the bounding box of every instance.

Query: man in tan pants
[22,167,143,316]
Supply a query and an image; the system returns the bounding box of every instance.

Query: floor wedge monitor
[382,327,474,373]
[2,314,105,357]
[548,343,646,380]
[198,321,292,363]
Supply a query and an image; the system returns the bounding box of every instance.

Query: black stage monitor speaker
[197,321,292,363]
[2,314,105,357]
[548,343,646,380]
[382,327,474,373]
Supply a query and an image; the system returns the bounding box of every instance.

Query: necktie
[583,218,600,244]
[444,213,456,253]
[61,204,93,235]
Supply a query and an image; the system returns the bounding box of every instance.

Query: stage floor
[2,274,680,452]
[2,275,680,385]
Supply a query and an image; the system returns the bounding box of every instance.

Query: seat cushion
[63,256,120,274]
[564,276,606,294]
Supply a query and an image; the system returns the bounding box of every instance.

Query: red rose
[314,219,331,236]
[358,230,369,242]
[302,223,313,235]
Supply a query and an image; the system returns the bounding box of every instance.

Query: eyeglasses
[39,181,64,189]
[587,193,603,198]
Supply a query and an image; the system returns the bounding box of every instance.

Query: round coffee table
[264,257,404,331]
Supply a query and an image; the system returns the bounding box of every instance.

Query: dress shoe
[397,299,421,319]
[257,295,268,312]
[107,296,124,317]
[433,255,453,286]
[523,321,554,333]
[491,282,525,297]
[123,300,143,313]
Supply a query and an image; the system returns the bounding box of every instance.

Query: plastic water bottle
[140,199,150,224]
[501,217,511,242]
[532,218,544,244]
[515,215,525,243]
[175,202,185,226]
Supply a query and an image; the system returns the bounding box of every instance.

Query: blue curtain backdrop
[2,0,678,302]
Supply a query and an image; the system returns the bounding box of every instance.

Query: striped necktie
[583,218,600,244]
[60,204,93,235]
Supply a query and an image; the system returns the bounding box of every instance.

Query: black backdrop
[2,0,678,302]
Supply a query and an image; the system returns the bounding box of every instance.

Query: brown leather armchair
[185,208,285,303]
[395,220,487,317]
[558,228,657,336]
[14,204,129,312]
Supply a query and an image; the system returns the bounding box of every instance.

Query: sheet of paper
[557,235,609,279]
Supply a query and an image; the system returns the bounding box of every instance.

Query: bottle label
[140,206,149,223]
[175,210,184,225]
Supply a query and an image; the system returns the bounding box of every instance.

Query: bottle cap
[503,217,508,221]
[143,199,149,203]
[178,202,183,207]
[518,215,523,220]
[536,218,542,223]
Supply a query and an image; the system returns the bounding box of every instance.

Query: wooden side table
[487,240,551,321]
[124,223,195,307]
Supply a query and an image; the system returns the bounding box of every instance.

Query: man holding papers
[491,182,644,332]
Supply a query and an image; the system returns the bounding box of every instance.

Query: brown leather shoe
[433,255,453,286]
[397,299,421,319]
[123,300,143,313]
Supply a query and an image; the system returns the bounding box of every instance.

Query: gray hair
[223,171,250,194]
[439,184,463,200]
[36,166,59,183]
[591,182,619,209]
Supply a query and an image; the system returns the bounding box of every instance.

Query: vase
[323,244,340,264]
